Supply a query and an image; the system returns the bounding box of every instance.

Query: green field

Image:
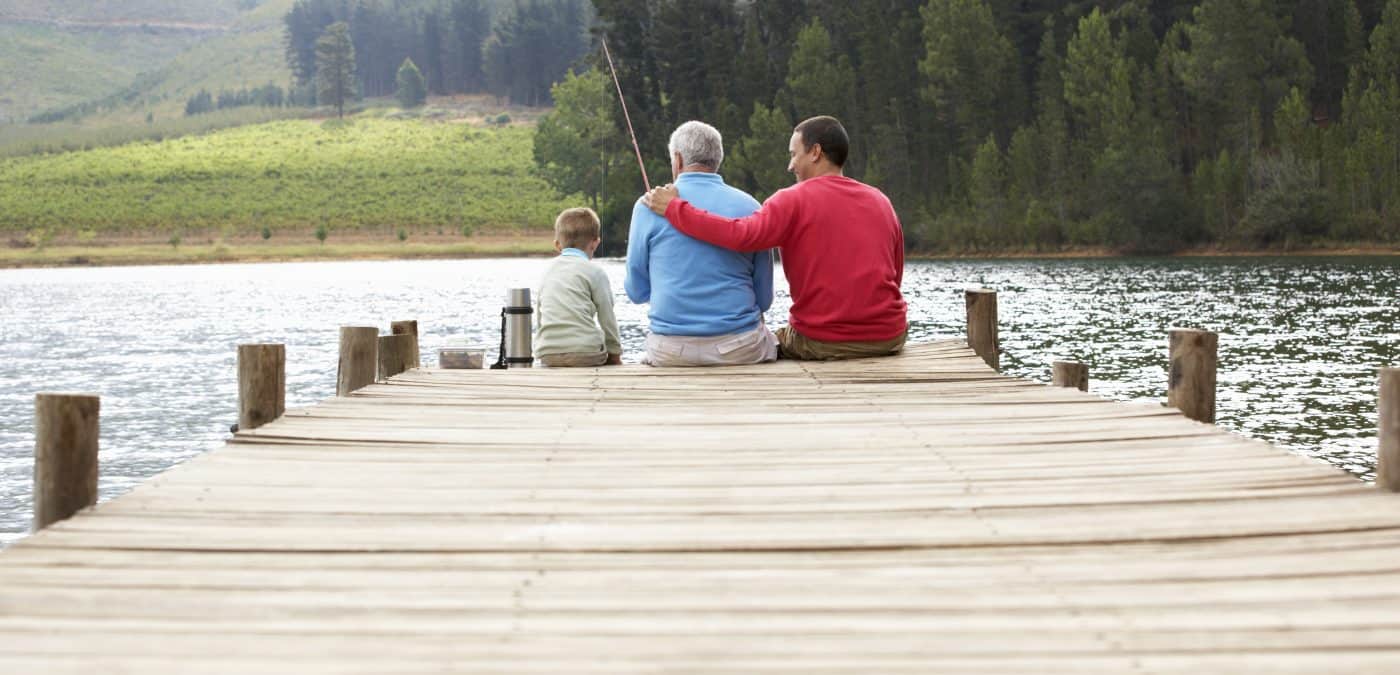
[0,117,580,241]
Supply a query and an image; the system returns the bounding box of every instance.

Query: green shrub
[1239,152,1332,247]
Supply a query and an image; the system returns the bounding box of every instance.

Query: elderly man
[643,115,906,361]
[625,120,776,367]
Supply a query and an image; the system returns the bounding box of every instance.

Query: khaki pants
[644,323,778,367]
[776,326,907,361]
[538,351,608,367]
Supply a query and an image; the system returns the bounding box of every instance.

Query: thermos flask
[492,287,533,368]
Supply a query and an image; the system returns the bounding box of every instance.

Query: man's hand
[642,184,679,216]
[605,353,623,366]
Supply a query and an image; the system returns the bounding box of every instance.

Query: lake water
[1,256,1396,545]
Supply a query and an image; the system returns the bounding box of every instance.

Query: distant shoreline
[3,234,1396,270]
[0,234,556,270]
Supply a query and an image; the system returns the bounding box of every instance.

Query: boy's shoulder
[548,254,609,277]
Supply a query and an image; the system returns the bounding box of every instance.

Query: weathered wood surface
[964,289,999,371]
[237,344,285,431]
[1380,368,1400,491]
[1168,328,1218,424]
[377,333,414,381]
[31,393,99,531]
[336,326,377,396]
[1052,360,1090,392]
[3,341,1399,672]
[390,320,420,370]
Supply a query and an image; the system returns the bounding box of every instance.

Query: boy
[534,207,623,367]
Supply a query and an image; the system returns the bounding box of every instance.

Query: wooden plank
[3,340,1399,671]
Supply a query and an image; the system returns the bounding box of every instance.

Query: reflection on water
[0,256,1396,545]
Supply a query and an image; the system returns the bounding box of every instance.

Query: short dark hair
[794,116,849,167]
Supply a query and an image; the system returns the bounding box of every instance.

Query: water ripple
[1,256,1395,546]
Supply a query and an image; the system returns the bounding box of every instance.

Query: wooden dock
[5,340,1400,671]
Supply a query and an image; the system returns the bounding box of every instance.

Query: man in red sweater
[642,115,907,360]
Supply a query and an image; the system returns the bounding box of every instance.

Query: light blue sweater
[624,172,773,337]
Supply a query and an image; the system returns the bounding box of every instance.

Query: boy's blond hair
[554,207,601,249]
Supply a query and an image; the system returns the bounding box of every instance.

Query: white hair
[668,120,724,171]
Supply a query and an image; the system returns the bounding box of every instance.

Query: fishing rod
[601,37,651,192]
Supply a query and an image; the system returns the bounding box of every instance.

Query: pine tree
[1033,16,1073,227]
[423,11,446,96]
[1063,9,1135,152]
[1342,0,1400,218]
[284,0,333,88]
[919,0,1020,156]
[316,21,356,118]
[1174,0,1313,157]
[1291,0,1365,120]
[652,0,743,127]
[969,133,1009,242]
[728,103,796,202]
[396,58,428,108]
[785,18,855,124]
[449,0,489,93]
[850,0,927,200]
[484,0,590,106]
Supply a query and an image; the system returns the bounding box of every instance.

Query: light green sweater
[535,253,622,357]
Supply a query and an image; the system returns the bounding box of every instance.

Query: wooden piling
[237,344,285,431]
[964,289,999,371]
[33,393,99,531]
[1052,361,1089,392]
[1379,368,1400,492]
[1167,328,1218,424]
[379,334,414,381]
[390,320,420,369]
[337,327,379,396]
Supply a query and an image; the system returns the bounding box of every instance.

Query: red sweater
[665,175,907,342]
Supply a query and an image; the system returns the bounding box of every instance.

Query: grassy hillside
[0,0,291,124]
[0,24,206,123]
[117,0,295,124]
[0,0,248,24]
[0,117,578,242]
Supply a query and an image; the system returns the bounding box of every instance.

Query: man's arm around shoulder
[646,184,796,253]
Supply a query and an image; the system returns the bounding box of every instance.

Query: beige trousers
[644,323,779,367]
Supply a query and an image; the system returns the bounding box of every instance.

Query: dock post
[1379,369,1400,491]
[1167,328,1218,424]
[390,320,420,369]
[33,393,99,531]
[238,344,285,431]
[337,326,379,396]
[965,288,999,371]
[1052,361,1089,392]
[379,334,414,381]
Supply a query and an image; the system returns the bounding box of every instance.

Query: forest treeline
[534,0,1400,254]
[282,0,590,106]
